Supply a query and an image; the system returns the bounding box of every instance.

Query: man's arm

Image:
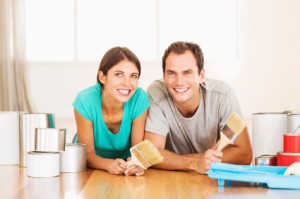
[179,128,252,164]
[220,127,252,164]
[144,131,222,174]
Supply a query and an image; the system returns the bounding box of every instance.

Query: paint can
[277,152,300,166]
[283,134,300,153]
[252,112,287,162]
[255,155,277,166]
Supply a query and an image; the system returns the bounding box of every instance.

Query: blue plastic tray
[207,162,300,189]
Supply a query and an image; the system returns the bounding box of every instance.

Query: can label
[255,155,277,166]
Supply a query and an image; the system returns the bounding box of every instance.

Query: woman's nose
[122,76,130,86]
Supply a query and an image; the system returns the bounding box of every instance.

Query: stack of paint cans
[27,128,66,177]
[27,128,87,177]
[0,111,86,177]
[277,113,300,166]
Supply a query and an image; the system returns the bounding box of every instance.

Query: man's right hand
[191,143,223,174]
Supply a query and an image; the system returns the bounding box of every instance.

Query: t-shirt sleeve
[145,82,170,137]
[218,87,242,130]
[72,93,93,121]
[130,88,150,120]
[145,99,170,137]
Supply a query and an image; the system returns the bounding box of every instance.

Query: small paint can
[35,128,66,152]
[277,152,300,166]
[27,151,60,177]
[59,143,86,172]
[255,155,277,166]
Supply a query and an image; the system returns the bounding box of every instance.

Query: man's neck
[174,90,201,118]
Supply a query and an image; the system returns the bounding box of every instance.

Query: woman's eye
[131,74,138,79]
[115,73,123,77]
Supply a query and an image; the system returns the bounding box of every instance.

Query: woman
[73,47,149,176]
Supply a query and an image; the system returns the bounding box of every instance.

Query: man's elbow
[241,147,253,165]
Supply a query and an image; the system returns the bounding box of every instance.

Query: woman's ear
[98,71,106,85]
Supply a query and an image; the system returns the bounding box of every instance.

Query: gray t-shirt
[145,78,242,154]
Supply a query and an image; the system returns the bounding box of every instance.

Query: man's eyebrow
[166,69,175,72]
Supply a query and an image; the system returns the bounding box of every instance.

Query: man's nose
[175,74,184,85]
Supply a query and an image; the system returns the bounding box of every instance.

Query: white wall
[27,0,300,138]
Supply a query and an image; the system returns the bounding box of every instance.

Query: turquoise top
[72,83,150,159]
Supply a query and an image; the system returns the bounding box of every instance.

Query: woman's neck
[101,88,123,115]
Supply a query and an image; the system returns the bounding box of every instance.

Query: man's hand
[192,142,223,174]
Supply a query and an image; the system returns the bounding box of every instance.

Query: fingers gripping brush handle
[217,131,234,151]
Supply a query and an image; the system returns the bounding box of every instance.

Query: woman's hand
[125,165,145,176]
[125,157,145,176]
[107,158,127,175]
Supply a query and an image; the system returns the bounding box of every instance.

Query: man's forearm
[151,149,199,172]
[221,129,252,165]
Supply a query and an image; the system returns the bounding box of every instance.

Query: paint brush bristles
[128,140,164,169]
[217,112,247,151]
[223,112,247,142]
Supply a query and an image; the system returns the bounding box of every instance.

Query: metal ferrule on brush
[223,125,238,142]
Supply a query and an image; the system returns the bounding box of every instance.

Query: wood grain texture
[1,166,299,199]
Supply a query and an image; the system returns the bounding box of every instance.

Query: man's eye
[184,71,192,75]
[115,73,123,77]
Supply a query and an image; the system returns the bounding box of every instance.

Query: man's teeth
[118,89,130,94]
[174,88,188,93]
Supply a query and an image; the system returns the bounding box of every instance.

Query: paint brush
[127,140,164,169]
[217,112,247,151]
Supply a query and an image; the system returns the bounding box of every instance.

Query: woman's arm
[131,109,148,146]
[74,109,127,174]
[125,109,148,176]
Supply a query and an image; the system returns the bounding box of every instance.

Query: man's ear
[199,69,205,84]
[98,71,106,85]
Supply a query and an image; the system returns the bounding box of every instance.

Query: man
[145,41,252,174]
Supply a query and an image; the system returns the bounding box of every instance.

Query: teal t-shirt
[72,83,150,159]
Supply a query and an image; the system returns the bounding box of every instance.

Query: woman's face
[99,60,139,103]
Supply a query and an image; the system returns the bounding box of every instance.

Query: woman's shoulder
[130,87,148,101]
[77,83,101,97]
[74,83,101,105]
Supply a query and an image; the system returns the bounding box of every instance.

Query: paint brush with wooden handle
[127,140,164,169]
[217,112,247,151]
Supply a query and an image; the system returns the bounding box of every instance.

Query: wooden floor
[0,165,299,199]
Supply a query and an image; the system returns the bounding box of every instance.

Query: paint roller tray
[207,162,300,189]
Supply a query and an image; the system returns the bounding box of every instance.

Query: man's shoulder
[147,79,169,103]
[203,78,233,95]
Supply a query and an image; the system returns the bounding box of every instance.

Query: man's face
[164,50,205,106]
